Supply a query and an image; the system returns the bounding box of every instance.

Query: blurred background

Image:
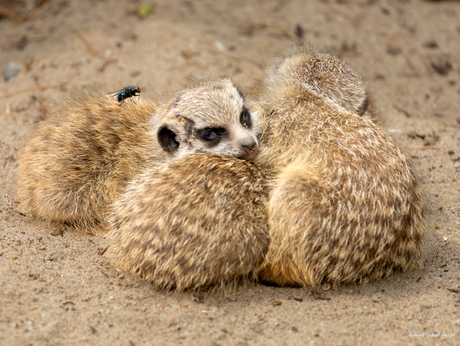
[1,0,459,125]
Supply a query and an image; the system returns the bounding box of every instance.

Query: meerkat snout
[231,126,259,159]
[242,141,257,156]
[243,142,257,150]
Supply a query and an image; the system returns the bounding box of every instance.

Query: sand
[1,0,459,345]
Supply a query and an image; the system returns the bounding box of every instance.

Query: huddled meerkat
[107,153,271,292]
[255,47,428,287]
[17,78,261,233]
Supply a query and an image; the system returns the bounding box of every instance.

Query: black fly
[107,85,141,105]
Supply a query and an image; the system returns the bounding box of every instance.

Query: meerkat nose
[242,142,258,154]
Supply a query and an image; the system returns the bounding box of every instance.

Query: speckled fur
[265,46,369,116]
[107,154,271,292]
[17,78,261,233]
[256,47,428,287]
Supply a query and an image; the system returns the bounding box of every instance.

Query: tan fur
[255,47,428,287]
[17,78,261,233]
[17,88,156,233]
[107,154,271,292]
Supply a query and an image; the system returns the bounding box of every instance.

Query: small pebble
[4,62,21,81]
[50,228,64,236]
[432,61,452,75]
[424,41,438,49]
[294,24,304,39]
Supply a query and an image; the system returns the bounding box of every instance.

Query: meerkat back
[17,87,156,233]
[256,47,428,287]
[107,154,271,292]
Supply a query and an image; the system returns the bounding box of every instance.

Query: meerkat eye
[197,127,225,145]
[240,107,252,129]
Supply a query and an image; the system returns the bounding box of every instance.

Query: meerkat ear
[158,125,180,154]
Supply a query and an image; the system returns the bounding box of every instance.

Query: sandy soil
[1,0,460,345]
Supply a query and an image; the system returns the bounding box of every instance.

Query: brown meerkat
[107,153,271,292]
[17,78,261,233]
[255,47,428,287]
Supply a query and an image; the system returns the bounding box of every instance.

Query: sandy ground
[1,0,460,345]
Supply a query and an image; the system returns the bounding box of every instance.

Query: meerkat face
[153,78,261,160]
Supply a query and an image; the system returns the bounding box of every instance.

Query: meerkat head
[152,78,261,160]
[268,46,369,116]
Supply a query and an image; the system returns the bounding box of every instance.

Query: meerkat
[104,51,380,292]
[107,153,271,292]
[255,47,427,287]
[17,78,261,233]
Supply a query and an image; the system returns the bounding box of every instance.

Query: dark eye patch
[240,107,252,128]
[196,127,226,146]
